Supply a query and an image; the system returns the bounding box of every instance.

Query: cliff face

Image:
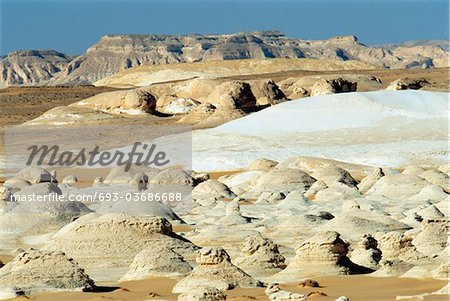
[0,50,72,88]
[1,31,448,87]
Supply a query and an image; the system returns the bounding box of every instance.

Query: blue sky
[0,0,448,55]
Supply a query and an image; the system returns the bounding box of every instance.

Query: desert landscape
[0,9,449,301]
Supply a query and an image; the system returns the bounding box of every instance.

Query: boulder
[205,81,257,110]
[157,96,200,114]
[310,78,357,96]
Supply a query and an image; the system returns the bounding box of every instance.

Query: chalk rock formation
[172,247,262,293]
[419,169,450,191]
[157,96,200,114]
[16,166,57,184]
[357,168,384,193]
[178,286,226,301]
[121,246,192,281]
[367,174,429,198]
[62,175,78,186]
[103,164,159,185]
[0,50,71,88]
[234,235,286,278]
[271,231,355,281]
[265,284,306,301]
[73,88,156,115]
[247,169,316,198]
[249,79,287,106]
[412,219,448,257]
[312,165,358,187]
[193,179,237,200]
[248,158,278,170]
[205,81,256,110]
[310,78,357,96]
[43,214,198,281]
[304,180,328,199]
[0,250,94,295]
[377,232,423,262]
[386,78,429,90]
[350,234,382,269]
[371,259,414,277]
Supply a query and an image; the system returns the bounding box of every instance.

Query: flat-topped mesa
[3,31,449,87]
[327,35,359,44]
[8,49,69,58]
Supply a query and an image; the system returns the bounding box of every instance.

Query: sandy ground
[9,276,447,301]
[0,68,448,128]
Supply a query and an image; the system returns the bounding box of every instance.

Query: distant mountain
[376,40,449,51]
[1,31,448,87]
[0,50,72,88]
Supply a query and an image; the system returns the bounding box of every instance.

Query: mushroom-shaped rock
[271,231,358,281]
[172,247,262,293]
[349,234,382,269]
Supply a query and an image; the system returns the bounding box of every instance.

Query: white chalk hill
[192,90,448,171]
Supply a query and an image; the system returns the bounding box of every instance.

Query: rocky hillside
[1,31,448,87]
[0,50,72,88]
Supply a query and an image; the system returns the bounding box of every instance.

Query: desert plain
[0,31,448,301]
